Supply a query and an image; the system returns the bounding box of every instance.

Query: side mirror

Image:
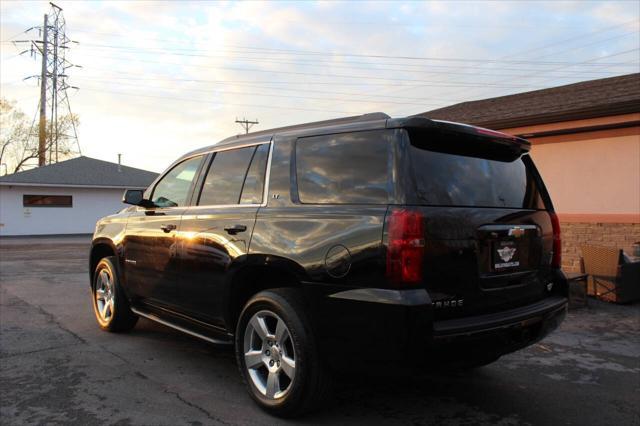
[122,189,153,207]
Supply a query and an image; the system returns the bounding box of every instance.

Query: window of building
[23,195,73,207]
[295,130,390,204]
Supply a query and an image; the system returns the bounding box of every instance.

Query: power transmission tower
[235,117,259,134]
[15,2,81,166]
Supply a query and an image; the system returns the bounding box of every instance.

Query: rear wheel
[235,289,330,417]
[92,256,138,332]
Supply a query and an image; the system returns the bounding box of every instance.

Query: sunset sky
[1,0,638,172]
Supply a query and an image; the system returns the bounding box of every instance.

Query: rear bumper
[432,295,567,338]
[316,284,567,369]
[426,296,567,362]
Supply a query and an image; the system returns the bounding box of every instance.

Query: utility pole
[16,2,81,168]
[235,117,259,134]
[38,14,48,166]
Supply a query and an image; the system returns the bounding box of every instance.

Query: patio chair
[580,245,640,304]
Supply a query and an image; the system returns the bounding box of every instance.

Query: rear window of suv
[296,130,391,204]
[410,145,545,209]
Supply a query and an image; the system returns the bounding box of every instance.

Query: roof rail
[219,112,390,143]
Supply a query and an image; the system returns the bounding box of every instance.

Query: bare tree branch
[1,98,79,174]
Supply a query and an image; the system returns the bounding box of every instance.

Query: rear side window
[410,146,545,209]
[296,130,390,204]
[198,143,269,206]
[240,143,270,204]
[199,147,255,206]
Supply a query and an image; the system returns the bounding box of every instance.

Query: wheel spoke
[250,316,271,340]
[266,371,280,398]
[275,319,287,345]
[244,350,264,369]
[101,301,109,319]
[96,288,106,300]
[99,270,110,287]
[281,355,295,379]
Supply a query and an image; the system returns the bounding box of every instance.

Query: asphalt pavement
[1,237,638,425]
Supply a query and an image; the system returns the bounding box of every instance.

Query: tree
[0,98,29,174]
[0,98,79,174]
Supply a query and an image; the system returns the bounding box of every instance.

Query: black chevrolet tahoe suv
[90,113,567,416]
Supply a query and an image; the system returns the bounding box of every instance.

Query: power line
[449,48,640,104]
[58,19,638,75]
[72,69,538,89]
[429,30,640,102]
[67,48,638,114]
[75,49,638,79]
[79,86,354,114]
[73,74,462,103]
[68,40,640,71]
[64,51,602,86]
[370,20,640,100]
[75,40,638,67]
[71,76,447,107]
[63,18,639,66]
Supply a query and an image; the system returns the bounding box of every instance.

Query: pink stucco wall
[529,132,640,215]
[500,114,640,220]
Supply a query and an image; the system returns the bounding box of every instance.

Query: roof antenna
[117,153,122,172]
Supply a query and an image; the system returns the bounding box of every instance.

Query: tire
[235,288,331,417]
[92,256,138,332]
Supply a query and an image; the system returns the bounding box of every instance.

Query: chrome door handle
[160,224,177,233]
[224,224,247,235]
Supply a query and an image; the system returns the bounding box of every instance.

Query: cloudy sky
[1,0,638,173]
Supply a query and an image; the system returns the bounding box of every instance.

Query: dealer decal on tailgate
[495,242,519,269]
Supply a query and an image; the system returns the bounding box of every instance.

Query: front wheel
[92,256,138,332]
[235,289,331,417]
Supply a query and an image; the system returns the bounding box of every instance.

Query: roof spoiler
[387,116,531,161]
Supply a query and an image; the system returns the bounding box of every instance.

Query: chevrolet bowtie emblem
[508,227,525,238]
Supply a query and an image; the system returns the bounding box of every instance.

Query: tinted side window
[199,146,255,206]
[152,156,203,208]
[296,130,390,204]
[240,143,270,204]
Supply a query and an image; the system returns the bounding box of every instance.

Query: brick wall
[561,222,640,272]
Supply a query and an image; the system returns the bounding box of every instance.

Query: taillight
[386,209,425,286]
[549,212,561,268]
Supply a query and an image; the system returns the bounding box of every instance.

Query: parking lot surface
[1,237,639,425]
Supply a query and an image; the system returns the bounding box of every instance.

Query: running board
[131,307,232,345]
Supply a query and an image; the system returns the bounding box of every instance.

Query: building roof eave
[0,182,147,190]
[470,100,640,130]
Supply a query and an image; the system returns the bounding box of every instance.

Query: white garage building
[0,156,157,236]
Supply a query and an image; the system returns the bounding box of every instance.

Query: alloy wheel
[95,269,115,322]
[243,310,296,399]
